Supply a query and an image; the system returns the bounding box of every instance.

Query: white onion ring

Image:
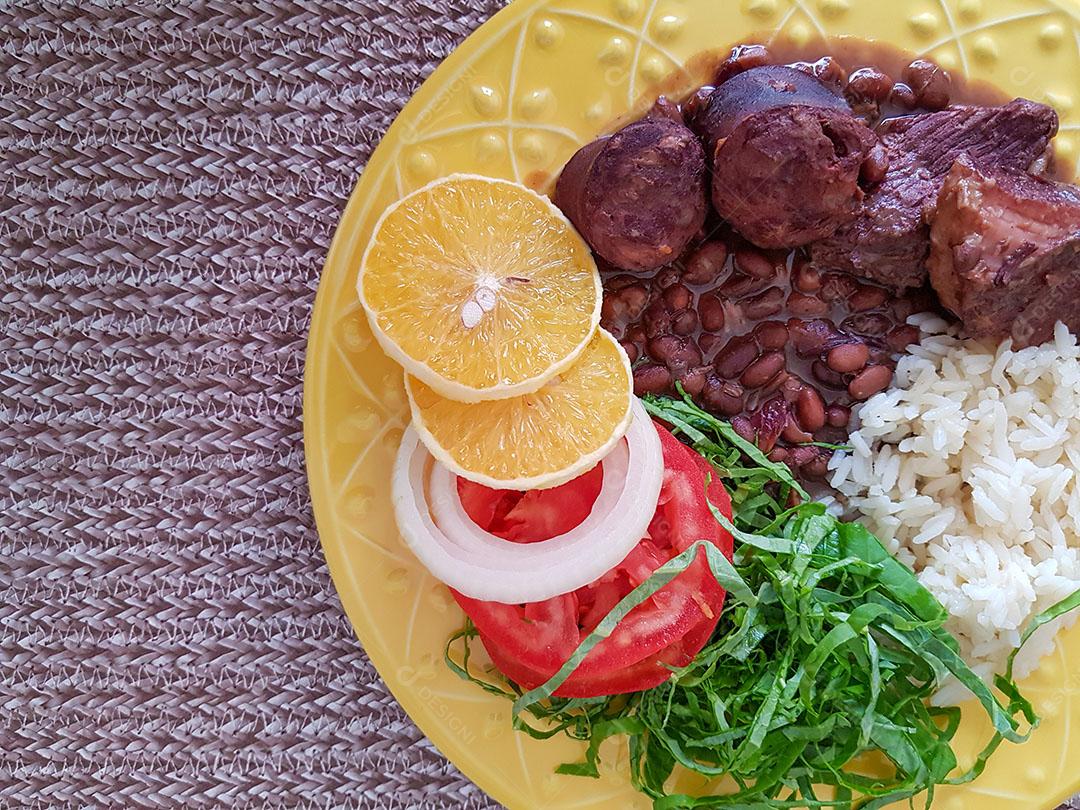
[391,398,664,603]
[426,441,629,566]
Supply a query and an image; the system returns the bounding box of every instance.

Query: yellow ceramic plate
[304,1,1080,807]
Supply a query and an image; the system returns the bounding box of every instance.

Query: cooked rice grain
[829,320,1080,704]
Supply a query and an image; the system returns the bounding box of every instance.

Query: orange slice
[359,174,601,402]
[405,329,633,490]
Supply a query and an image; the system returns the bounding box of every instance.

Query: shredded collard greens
[446,391,1080,809]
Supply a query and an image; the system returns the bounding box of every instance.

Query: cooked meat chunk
[554,116,707,272]
[928,156,1080,348]
[812,99,1059,289]
[712,105,879,249]
[692,66,877,250]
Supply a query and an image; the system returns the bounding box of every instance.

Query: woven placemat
[0,1,1075,808]
[0,1,503,807]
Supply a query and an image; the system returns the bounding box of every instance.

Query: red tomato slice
[452,421,733,698]
[456,464,604,543]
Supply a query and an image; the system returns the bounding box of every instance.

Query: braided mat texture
[0,1,504,807]
[0,1,1075,808]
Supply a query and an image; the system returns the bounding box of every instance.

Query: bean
[735,249,778,280]
[826,405,851,428]
[768,447,790,463]
[649,95,684,123]
[842,312,892,337]
[787,292,829,317]
[601,283,649,323]
[848,364,894,400]
[827,342,870,373]
[646,334,677,363]
[793,261,823,293]
[886,324,921,353]
[683,241,729,286]
[795,387,826,432]
[715,43,772,84]
[782,420,814,444]
[846,67,895,104]
[821,273,860,303]
[699,332,723,357]
[804,455,830,479]
[633,364,673,396]
[698,294,726,332]
[870,345,893,366]
[714,337,760,379]
[625,324,647,345]
[812,360,848,390]
[655,267,681,289]
[606,274,640,291]
[600,300,619,329]
[620,341,640,364]
[679,366,708,397]
[730,415,756,443]
[844,67,893,123]
[682,85,715,129]
[649,335,703,371]
[788,59,841,86]
[642,301,672,338]
[809,56,848,87]
[671,308,699,336]
[742,287,786,319]
[780,375,805,402]
[904,59,951,110]
[861,142,890,186]
[754,321,789,350]
[888,82,917,110]
[789,446,820,467]
[848,285,889,312]
[702,376,745,416]
[741,351,786,389]
[663,283,692,311]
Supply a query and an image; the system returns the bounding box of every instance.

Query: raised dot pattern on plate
[305,1,1080,808]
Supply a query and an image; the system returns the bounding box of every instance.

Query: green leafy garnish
[446,392,1080,808]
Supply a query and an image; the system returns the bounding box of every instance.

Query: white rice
[828,318,1080,704]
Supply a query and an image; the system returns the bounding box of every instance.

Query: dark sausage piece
[693,65,851,157]
[694,67,879,250]
[554,117,708,272]
[712,105,878,249]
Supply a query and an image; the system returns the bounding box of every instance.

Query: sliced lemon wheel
[406,329,633,490]
[359,174,602,403]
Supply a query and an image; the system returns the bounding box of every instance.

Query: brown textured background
[0,1,1074,808]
